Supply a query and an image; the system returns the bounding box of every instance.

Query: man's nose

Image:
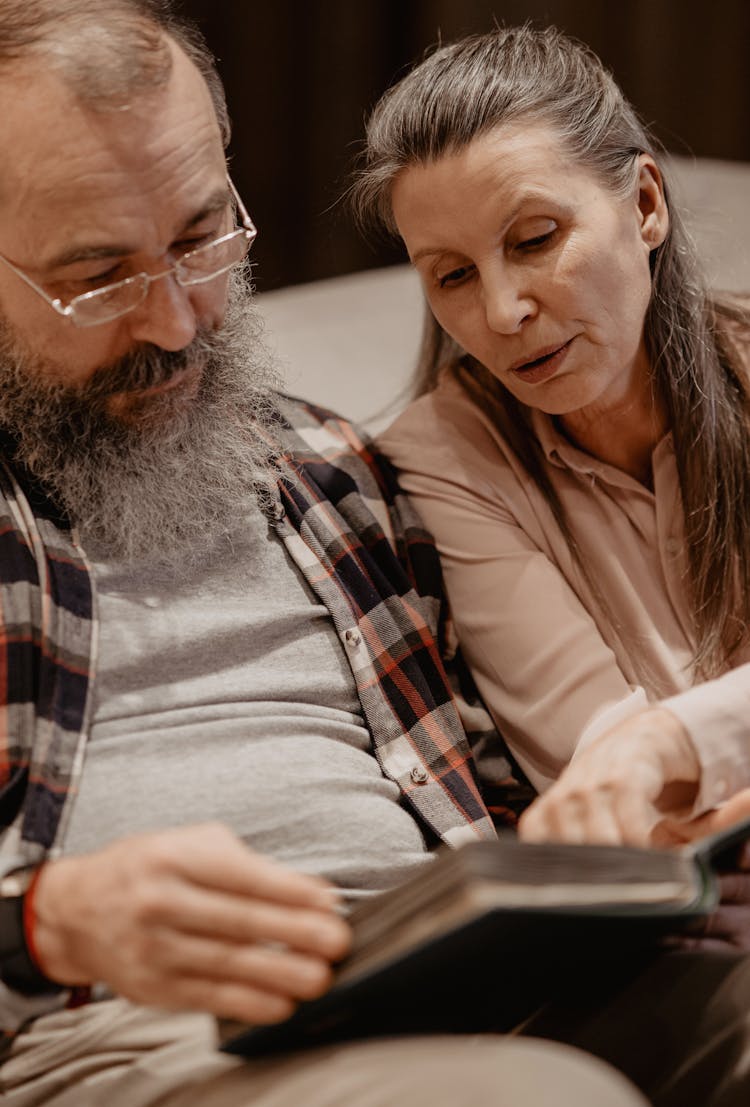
[126,272,199,352]
[482,270,536,334]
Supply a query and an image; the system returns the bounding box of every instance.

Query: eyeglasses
[0,177,257,327]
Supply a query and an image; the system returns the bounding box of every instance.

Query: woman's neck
[557,386,668,488]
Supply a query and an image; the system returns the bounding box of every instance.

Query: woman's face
[391,123,669,419]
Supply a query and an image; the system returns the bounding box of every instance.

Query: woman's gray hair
[352,24,750,677]
[0,0,230,146]
[354,26,645,236]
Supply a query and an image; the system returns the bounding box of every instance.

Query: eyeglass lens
[70,229,253,326]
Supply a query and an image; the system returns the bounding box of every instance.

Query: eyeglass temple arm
[227,175,256,236]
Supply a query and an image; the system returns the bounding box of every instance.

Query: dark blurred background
[180,0,750,291]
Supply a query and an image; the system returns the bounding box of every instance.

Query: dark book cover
[220,817,750,1056]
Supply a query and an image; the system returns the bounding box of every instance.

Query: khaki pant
[4,948,750,1107]
[1,998,645,1107]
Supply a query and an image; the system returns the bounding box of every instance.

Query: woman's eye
[517,230,554,251]
[438,264,475,289]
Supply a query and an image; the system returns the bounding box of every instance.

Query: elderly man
[0,4,745,1107]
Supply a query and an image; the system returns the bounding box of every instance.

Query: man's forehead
[0,43,225,232]
[43,184,231,271]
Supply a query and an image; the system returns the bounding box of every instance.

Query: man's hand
[519,708,701,847]
[32,823,351,1025]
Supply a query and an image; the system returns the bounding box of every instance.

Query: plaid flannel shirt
[0,395,530,1034]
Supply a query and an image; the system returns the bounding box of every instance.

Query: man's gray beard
[0,274,283,565]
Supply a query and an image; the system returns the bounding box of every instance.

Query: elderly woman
[352,25,750,846]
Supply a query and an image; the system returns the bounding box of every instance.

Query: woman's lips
[509,339,573,384]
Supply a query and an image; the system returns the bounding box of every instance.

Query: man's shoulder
[271,392,443,601]
[272,391,398,501]
[274,391,371,450]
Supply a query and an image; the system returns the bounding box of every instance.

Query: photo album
[220,815,750,1055]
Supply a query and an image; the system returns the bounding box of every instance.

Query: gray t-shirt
[61,502,432,899]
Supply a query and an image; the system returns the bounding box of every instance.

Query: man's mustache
[80,333,214,406]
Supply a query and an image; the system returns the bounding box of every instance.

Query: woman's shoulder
[377,367,514,477]
[720,291,750,314]
[713,292,750,371]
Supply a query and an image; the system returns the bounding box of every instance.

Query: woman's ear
[636,155,669,250]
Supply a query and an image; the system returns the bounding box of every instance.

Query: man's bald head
[0,0,229,145]
[0,1,279,565]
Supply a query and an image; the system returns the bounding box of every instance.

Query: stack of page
[220,817,750,1056]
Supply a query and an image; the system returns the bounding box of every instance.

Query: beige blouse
[379,368,750,810]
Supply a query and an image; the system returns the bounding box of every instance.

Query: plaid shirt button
[410,765,430,784]
[343,628,362,648]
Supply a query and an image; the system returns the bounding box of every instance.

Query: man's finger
[140,930,337,999]
[154,883,352,958]
[151,823,341,909]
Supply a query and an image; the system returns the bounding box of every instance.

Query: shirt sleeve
[381,378,750,808]
[661,666,750,811]
[379,422,647,793]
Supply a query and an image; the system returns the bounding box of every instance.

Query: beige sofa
[258,155,750,433]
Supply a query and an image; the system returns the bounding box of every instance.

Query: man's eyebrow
[44,186,232,270]
[181,186,232,230]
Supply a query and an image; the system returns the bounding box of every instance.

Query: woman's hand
[657,790,750,952]
[651,787,750,850]
[31,823,352,1024]
[518,707,701,846]
[683,868,750,951]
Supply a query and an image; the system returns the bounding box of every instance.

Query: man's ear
[636,155,669,250]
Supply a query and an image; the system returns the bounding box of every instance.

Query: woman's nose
[482,272,536,334]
